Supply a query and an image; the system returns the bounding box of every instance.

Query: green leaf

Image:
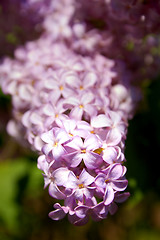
[0,159,30,232]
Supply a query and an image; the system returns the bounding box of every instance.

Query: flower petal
[64,171,78,189]
[103,147,118,164]
[109,164,124,179]
[79,169,95,185]
[91,114,111,128]
[49,203,68,220]
[95,173,106,188]
[111,179,128,191]
[48,182,66,199]
[104,186,114,205]
[83,152,102,169]
[75,205,89,218]
[106,128,122,146]
[114,192,130,203]
[53,167,70,186]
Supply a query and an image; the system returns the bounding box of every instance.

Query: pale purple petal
[56,129,70,144]
[30,112,42,125]
[83,152,102,169]
[22,111,31,127]
[48,182,66,199]
[95,173,106,188]
[41,129,55,143]
[122,166,127,176]
[51,145,66,160]
[65,73,81,88]
[77,120,91,131]
[109,111,121,125]
[19,84,33,101]
[111,179,128,191]
[44,79,58,90]
[83,72,97,88]
[62,119,77,133]
[73,128,90,138]
[70,106,83,120]
[81,92,94,104]
[34,136,43,151]
[49,203,68,220]
[49,209,66,221]
[103,147,118,164]
[114,192,130,203]
[82,188,95,199]
[84,135,101,151]
[42,144,54,155]
[103,186,114,206]
[106,128,122,146]
[63,151,82,168]
[91,202,109,221]
[43,175,51,189]
[64,171,78,189]
[53,167,70,186]
[65,136,83,150]
[37,155,48,171]
[74,188,84,201]
[109,202,118,215]
[84,104,97,117]
[79,169,95,186]
[64,97,80,106]
[91,114,111,128]
[68,213,89,226]
[75,205,89,218]
[42,103,55,116]
[108,164,124,179]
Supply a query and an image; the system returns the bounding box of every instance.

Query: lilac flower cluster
[0,0,159,225]
[31,0,160,83]
[0,35,132,224]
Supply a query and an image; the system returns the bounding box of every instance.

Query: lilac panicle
[0,35,131,224]
[2,0,158,225]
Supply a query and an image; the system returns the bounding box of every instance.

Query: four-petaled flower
[95,163,128,205]
[41,127,70,161]
[64,135,103,169]
[64,169,95,201]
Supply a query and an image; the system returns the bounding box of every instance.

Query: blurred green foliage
[0,158,43,232]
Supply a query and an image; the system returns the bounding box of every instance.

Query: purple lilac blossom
[27,0,160,84]
[0,34,131,224]
[1,0,159,225]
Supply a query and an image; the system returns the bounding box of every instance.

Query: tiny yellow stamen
[79,104,84,109]
[81,149,86,153]
[78,184,84,189]
[93,148,104,155]
[105,179,109,183]
[90,130,95,134]
[69,133,73,137]
[59,85,64,91]
[80,85,84,90]
[31,80,35,86]
[55,114,59,118]
[54,142,58,147]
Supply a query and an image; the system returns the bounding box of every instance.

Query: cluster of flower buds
[0,0,159,225]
